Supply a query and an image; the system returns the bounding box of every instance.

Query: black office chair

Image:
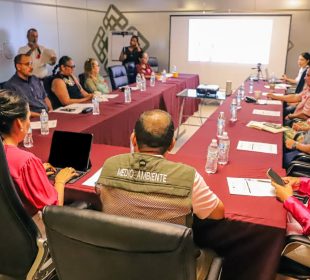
[286,159,310,177]
[0,138,55,280]
[148,56,159,73]
[43,206,223,280]
[108,65,129,90]
[78,73,91,93]
[124,61,137,84]
[0,81,6,89]
[278,235,310,279]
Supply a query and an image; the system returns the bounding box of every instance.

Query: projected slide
[188,19,273,64]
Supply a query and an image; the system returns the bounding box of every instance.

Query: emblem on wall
[92,4,150,71]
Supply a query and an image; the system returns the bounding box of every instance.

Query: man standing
[96,109,224,225]
[18,28,56,79]
[5,54,52,117]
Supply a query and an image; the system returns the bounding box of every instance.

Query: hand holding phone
[267,168,285,186]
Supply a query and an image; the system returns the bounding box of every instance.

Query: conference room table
[176,80,287,280]
[28,78,287,280]
[33,74,199,147]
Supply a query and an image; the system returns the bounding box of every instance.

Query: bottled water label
[23,128,33,148]
[124,87,131,103]
[40,109,49,135]
[92,97,100,115]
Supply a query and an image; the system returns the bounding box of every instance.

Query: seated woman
[84,58,109,94]
[50,56,92,109]
[0,89,77,234]
[136,52,153,78]
[271,177,310,267]
[282,52,310,85]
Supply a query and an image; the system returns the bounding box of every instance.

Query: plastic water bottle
[249,77,254,94]
[240,82,245,100]
[141,74,146,92]
[92,96,100,115]
[136,73,141,90]
[150,71,156,87]
[230,98,237,122]
[162,70,167,83]
[23,127,33,148]
[205,139,219,174]
[217,112,225,138]
[40,109,49,135]
[124,86,131,103]
[218,132,230,165]
[237,90,242,110]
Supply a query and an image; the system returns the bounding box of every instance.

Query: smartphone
[266,168,285,186]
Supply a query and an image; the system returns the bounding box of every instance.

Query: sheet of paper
[82,168,102,187]
[30,120,57,129]
[227,177,275,197]
[253,109,280,117]
[53,103,93,114]
[237,140,277,154]
[256,99,282,105]
[264,84,290,89]
[103,94,118,99]
[262,92,284,97]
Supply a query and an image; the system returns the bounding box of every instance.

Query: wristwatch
[291,142,297,150]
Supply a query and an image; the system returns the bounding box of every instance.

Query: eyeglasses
[19,62,33,66]
[65,65,76,69]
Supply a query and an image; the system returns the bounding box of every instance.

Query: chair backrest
[78,73,92,93]
[295,68,307,94]
[148,56,159,73]
[124,61,137,84]
[0,81,7,89]
[108,65,129,90]
[0,138,39,278]
[43,206,198,280]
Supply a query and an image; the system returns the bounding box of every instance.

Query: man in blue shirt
[5,54,52,117]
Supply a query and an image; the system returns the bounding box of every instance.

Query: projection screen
[169,14,291,88]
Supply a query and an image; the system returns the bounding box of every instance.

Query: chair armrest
[286,161,310,177]
[207,256,223,280]
[293,153,310,163]
[68,200,92,209]
[286,235,310,246]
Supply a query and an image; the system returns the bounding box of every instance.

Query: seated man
[5,54,52,117]
[267,68,310,125]
[96,109,224,226]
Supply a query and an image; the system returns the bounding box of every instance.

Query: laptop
[48,131,93,184]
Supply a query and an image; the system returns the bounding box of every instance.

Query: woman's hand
[285,138,296,149]
[55,167,78,184]
[283,176,301,191]
[271,181,293,203]
[43,163,56,176]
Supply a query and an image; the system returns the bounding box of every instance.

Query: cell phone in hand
[266,168,285,186]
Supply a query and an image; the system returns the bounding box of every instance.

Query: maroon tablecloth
[33,74,199,147]
[25,78,287,280]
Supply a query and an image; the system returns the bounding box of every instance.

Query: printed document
[253,109,280,117]
[227,177,275,197]
[262,92,284,97]
[31,120,57,129]
[237,140,277,154]
[53,103,93,114]
[256,100,282,105]
[82,168,102,187]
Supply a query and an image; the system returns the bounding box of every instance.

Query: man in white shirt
[18,28,57,79]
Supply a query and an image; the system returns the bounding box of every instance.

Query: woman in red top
[0,89,77,233]
[136,52,153,78]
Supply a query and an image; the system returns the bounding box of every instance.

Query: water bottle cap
[223,131,228,137]
[211,139,217,144]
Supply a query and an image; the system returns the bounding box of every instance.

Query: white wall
[0,0,310,88]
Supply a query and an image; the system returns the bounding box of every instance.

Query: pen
[245,179,251,194]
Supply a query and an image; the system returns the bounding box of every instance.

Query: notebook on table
[48,131,93,184]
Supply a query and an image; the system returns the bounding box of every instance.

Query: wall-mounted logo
[92,4,150,71]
